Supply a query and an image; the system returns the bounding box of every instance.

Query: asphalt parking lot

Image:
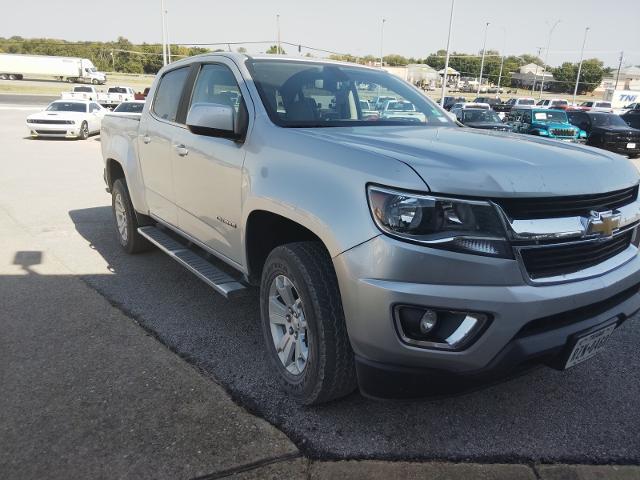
[1,95,640,466]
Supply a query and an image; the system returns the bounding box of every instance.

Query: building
[510,63,554,89]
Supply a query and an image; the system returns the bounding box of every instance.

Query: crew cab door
[138,66,191,226]
[171,60,252,265]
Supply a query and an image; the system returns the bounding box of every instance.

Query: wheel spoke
[276,276,296,307]
[281,335,295,367]
[269,297,288,325]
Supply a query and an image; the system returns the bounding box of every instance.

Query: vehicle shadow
[66,206,640,462]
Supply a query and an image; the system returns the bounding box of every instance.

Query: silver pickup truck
[101,53,640,404]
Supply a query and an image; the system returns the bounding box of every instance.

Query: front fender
[240,121,427,260]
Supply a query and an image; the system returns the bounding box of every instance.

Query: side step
[137,226,247,299]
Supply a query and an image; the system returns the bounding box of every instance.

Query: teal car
[507,108,586,141]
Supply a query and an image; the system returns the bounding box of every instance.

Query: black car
[621,110,640,130]
[442,96,465,111]
[456,109,511,131]
[567,111,640,158]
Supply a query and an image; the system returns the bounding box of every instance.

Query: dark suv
[568,111,640,158]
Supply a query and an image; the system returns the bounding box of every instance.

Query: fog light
[419,309,437,333]
[395,305,489,350]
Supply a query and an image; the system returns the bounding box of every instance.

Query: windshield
[463,110,502,123]
[113,102,144,113]
[519,99,535,105]
[46,102,86,112]
[532,110,568,123]
[590,114,629,127]
[246,59,451,127]
[551,100,568,106]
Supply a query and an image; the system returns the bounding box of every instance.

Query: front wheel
[78,121,89,140]
[260,242,357,405]
[111,179,152,254]
[92,79,99,85]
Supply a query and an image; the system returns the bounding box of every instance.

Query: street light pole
[440,0,455,106]
[477,22,489,97]
[379,18,386,68]
[572,26,590,105]
[160,0,167,66]
[539,19,560,98]
[496,26,506,96]
[165,1,171,63]
[276,14,281,54]
[615,51,624,90]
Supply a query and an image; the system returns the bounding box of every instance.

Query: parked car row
[451,102,640,158]
[61,85,141,109]
[25,99,145,140]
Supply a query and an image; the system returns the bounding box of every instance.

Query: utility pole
[160,0,167,66]
[440,0,455,106]
[572,27,590,105]
[276,14,281,54]
[379,18,386,68]
[615,51,624,90]
[477,22,489,96]
[539,19,561,98]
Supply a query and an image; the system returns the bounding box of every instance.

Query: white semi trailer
[0,53,106,84]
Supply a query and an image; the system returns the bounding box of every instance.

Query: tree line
[0,36,611,93]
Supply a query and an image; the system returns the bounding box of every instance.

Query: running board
[137,226,247,299]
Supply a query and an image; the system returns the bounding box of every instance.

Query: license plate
[565,324,616,369]
[628,143,636,149]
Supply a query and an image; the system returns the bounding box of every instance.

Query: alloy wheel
[268,274,309,376]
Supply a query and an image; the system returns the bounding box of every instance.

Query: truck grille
[551,128,575,137]
[519,230,633,279]
[494,185,638,219]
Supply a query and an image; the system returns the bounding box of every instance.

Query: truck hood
[294,125,639,197]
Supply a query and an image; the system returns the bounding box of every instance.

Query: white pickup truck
[61,85,136,109]
[100,53,640,404]
[61,85,98,101]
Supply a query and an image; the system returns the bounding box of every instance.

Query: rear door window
[152,67,190,123]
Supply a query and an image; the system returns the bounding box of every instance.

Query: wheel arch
[244,210,331,285]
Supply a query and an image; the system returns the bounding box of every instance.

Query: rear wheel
[111,179,152,254]
[8,74,17,80]
[260,242,357,404]
[92,79,99,85]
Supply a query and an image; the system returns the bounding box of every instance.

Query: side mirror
[186,102,240,140]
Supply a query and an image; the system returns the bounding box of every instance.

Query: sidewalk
[1,208,639,479]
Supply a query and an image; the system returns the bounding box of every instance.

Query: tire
[0,74,6,80]
[92,79,98,85]
[78,121,89,140]
[8,74,17,80]
[111,178,152,254]
[260,242,357,405]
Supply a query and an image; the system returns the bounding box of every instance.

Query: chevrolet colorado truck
[100,53,640,404]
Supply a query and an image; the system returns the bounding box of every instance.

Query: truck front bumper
[333,235,640,398]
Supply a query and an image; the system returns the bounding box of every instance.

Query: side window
[90,102,100,112]
[190,64,242,114]
[152,66,190,123]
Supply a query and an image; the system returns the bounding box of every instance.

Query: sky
[1,0,639,68]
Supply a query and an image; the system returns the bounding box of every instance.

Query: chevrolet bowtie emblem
[586,210,621,237]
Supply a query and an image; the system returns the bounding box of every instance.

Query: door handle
[174,144,189,157]
[142,135,151,144]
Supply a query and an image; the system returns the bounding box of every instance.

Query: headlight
[367,186,511,258]
[537,129,549,136]
[65,120,75,124]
